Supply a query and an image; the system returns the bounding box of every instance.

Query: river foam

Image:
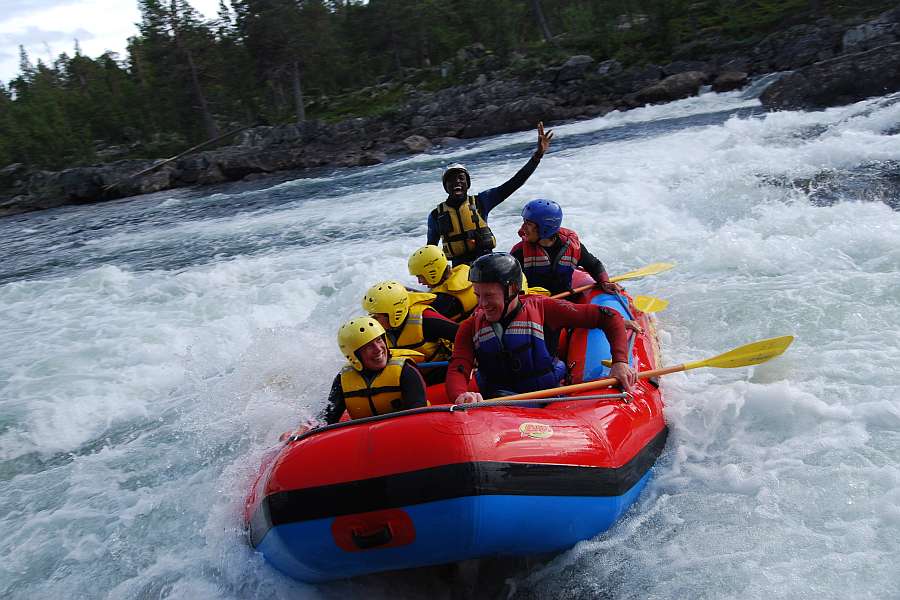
[1,88,898,599]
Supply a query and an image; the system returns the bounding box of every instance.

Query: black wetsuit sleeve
[398,362,428,410]
[475,154,542,218]
[422,310,460,342]
[510,246,525,267]
[430,293,464,321]
[321,373,347,425]
[427,210,440,246]
[578,243,608,282]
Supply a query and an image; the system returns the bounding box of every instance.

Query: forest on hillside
[1,0,893,170]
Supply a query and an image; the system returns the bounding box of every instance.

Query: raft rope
[287,392,631,442]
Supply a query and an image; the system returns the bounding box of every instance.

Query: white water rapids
[2,83,899,599]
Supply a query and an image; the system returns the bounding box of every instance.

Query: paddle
[633,295,669,313]
[551,262,676,300]
[480,335,794,403]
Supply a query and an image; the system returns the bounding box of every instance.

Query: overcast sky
[0,0,223,85]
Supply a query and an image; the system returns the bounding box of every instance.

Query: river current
[2,82,899,599]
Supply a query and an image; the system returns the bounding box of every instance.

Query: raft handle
[351,525,394,549]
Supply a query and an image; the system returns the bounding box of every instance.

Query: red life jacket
[471,296,566,397]
[512,227,582,294]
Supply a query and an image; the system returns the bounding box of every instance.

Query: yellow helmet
[408,245,448,286]
[361,280,409,328]
[337,316,386,371]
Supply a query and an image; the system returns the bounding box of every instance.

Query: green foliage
[0,0,892,171]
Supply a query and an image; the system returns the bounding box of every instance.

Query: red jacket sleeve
[539,296,628,363]
[445,316,477,400]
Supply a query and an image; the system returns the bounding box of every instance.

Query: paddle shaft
[486,363,688,403]
[550,278,636,300]
[452,392,629,410]
[550,283,595,300]
[550,262,674,299]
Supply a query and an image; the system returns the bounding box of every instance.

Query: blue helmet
[522,199,563,239]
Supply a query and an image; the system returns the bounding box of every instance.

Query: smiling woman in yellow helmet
[408,245,477,322]
[318,316,428,424]
[362,280,459,383]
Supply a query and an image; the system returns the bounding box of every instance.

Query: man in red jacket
[446,253,636,404]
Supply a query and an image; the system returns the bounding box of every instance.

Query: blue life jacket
[472,296,566,397]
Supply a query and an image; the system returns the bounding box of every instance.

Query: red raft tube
[244,273,668,583]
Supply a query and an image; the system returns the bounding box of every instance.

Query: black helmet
[469,253,522,288]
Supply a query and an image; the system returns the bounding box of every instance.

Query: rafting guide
[427,122,553,266]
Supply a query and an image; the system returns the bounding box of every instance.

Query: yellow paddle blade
[683,336,794,370]
[634,295,669,313]
[525,286,551,297]
[609,262,676,283]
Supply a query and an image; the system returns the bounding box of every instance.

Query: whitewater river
[2,82,899,599]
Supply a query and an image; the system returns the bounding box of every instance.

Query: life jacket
[430,264,477,321]
[512,227,582,294]
[340,349,425,419]
[386,293,451,362]
[432,196,496,260]
[472,296,566,397]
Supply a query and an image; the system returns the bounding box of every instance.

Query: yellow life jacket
[387,293,451,362]
[430,264,477,321]
[433,196,496,260]
[340,349,425,419]
[520,272,551,297]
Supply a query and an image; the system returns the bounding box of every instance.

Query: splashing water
[2,87,899,599]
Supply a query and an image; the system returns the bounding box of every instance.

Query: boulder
[635,71,708,104]
[460,97,556,138]
[662,60,712,76]
[842,7,900,53]
[760,42,900,110]
[176,153,213,184]
[58,168,104,201]
[615,64,664,95]
[557,55,595,83]
[432,137,464,148]
[752,19,844,72]
[360,151,387,166]
[0,163,26,189]
[712,71,749,93]
[402,135,433,153]
[595,59,623,77]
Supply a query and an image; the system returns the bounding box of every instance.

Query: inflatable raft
[244,274,668,582]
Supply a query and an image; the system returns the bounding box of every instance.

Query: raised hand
[536,121,554,157]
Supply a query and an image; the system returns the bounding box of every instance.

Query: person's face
[474,282,515,322]
[522,220,540,243]
[416,275,430,287]
[358,336,388,371]
[446,171,468,199]
[371,313,390,330]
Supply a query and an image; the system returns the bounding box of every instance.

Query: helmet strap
[502,283,520,319]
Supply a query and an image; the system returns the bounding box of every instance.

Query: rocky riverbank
[3,5,900,218]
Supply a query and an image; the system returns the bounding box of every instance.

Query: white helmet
[442,163,471,193]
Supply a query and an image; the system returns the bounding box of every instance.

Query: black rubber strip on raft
[249,426,668,547]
